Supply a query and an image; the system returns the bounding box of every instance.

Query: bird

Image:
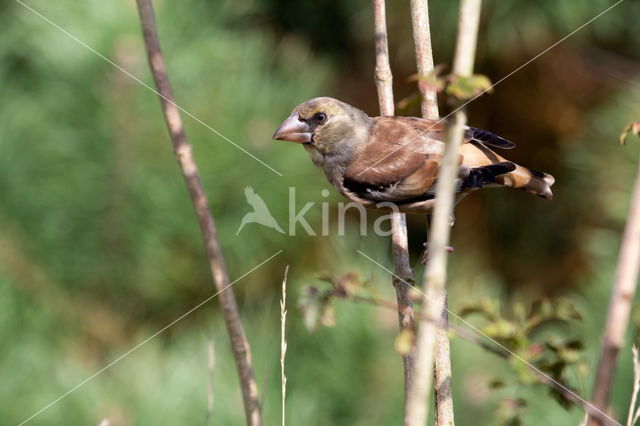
[272,97,554,214]
[236,187,285,235]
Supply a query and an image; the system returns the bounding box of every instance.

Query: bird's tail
[495,163,555,199]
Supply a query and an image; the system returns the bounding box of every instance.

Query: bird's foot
[421,242,454,265]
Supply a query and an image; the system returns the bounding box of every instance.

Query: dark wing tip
[487,161,517,175]
[468,127,516,149]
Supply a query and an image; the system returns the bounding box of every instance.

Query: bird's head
[272,97,371,154]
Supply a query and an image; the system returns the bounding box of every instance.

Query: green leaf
[483,319,518,340]
[458,298,500,321]
[408,63,447,91]
[446,74,493,100]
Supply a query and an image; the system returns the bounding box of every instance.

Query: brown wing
[342,116,445,203]
[342,116,518,204]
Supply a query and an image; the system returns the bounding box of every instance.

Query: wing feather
[342,116,516,204]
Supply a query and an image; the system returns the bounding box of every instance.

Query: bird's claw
[421,242,454,265]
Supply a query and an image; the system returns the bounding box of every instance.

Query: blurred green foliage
[1,0,640,424]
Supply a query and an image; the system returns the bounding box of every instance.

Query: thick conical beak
[272,113,311,143]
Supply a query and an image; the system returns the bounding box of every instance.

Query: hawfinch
[273,97,554,213]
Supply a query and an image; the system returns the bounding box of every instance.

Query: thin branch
[406,1,482,425]
[280,266,289,426]
[410,0,439,120]
[590,151,640,426]
[134,1,261,425]
[433,295,454,426]
[410,0,456,423]
[409,0,456,422]
[205,340,216,426]
[627,346,640,426]
[372,0,417,414]
[373,0,395,117]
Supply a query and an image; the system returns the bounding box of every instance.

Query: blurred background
[1,0,640,424]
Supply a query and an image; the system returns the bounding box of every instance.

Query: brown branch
[372,0,417,414]
[373,0,395,117]
[410,0,455,422]
[411,0,454,425]
[406,1,482,425]
[589,151,640,425]
[410,0,439,120]
[626,346,640,426]
[407,0,452,425]
[134,1,261,424]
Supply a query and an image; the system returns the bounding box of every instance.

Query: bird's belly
[333,180,471,214]
[395,192,470,214]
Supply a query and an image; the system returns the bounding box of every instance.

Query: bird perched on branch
[273,97,554,213]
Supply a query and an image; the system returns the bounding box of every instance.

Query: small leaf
[408,63,447,91]
[620,121,640,145]
[394,329,415,356]
[554,299,582,322]
[458,298,500,321]
[446,74,493,100]
[335,272,361,296]
[483,319,517,340]
[548,339,584,363]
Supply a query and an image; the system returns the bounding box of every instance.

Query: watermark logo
[236,187,285,235]
[236,187,400,236]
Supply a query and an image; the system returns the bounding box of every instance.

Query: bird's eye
[314,112,327,123]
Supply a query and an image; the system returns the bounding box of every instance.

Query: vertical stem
[625,346,640,426]
[410,0,439,120]
[589,153,640,425]
[373,0,395,117]
[281,266,289,426]
[206,340,215,425]
[406,1,482,425]
[409,0,455,424]
[134,1,261,425]
[372,0,417,414]
[434,295,454,426]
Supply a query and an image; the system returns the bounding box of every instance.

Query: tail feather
[466,126,516,149]
[461,162,517,190]
[496,164,555,199]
